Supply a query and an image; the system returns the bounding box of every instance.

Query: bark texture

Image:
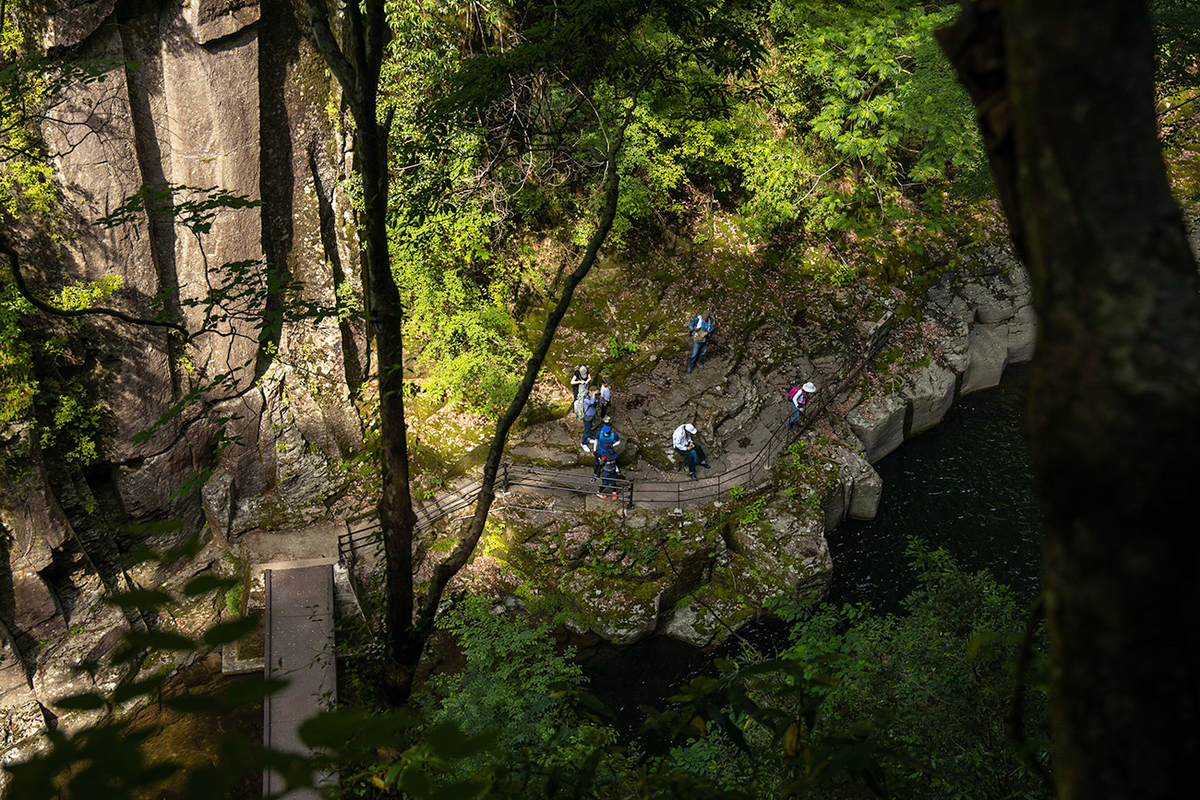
[940,2,1200,796]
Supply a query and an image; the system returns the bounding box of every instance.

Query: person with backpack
[591,417,621,482]
[672,422,709,479]
[686,312,715,373]
[597,454,621,500]
[580,388,600,450]
[571,367,590,402]
[786,381,817,427]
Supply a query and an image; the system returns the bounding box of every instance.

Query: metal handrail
[337,307,894,562]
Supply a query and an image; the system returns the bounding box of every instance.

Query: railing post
[627,480,634,510]
[502,463,509,492]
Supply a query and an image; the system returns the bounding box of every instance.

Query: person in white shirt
[672,422,709,479]
[599,376,612,418]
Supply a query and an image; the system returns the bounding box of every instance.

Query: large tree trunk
[301,0,418,695]
[940,2,1200,797]
[357,115,419,686]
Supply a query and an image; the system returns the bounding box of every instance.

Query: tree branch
[412,126,631,645]
[0,229,188,339]
[302,0,358,104]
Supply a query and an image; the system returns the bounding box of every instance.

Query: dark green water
[585,365,1042,735]
[827,364,1041,613]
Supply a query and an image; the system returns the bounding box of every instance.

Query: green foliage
[429,597,612,776]
[786,550,1050,798]
[224,581,244,616]
[648,654,907,797]
[393,209,530,417]
[0,281,35,422]
[36,377,102,463]
[378,0,765,418]
[1,275,121,464]
[0,37,59,220]
[49,275,122,311]
[606,333,637,361]
[681,548,1052,799]
[731,0,990,267]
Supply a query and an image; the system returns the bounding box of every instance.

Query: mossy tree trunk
[939,2,1200,796]
[302,0,418,700]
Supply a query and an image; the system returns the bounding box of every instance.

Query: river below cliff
[584,365,1041,739]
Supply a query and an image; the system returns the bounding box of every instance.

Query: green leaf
[967,630,998,660]
[300,708,416,750]
[223,676,287,706]
[54,692,107,711]
[163,695,222,714]
[182,575,239,597]
[201,615,259,646]
[113,675,168,704]
[399,766,435,797]
[106,588,174,610]
[426,721,494,759]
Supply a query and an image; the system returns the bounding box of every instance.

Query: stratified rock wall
[2,0,363,761]
[847,247,1037,464]
[27,0,362,532]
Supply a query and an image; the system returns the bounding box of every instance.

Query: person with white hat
[786,381,817,428]
[672,422,709,479]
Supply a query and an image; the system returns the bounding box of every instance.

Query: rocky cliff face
[845,246,1036,467]
[2,0,362,758]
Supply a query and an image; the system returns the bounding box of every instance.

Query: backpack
[596,427,618,457]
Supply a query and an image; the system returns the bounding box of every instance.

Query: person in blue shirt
[591,417,621,482]
[687,312,715,373]
[580,388,600,450]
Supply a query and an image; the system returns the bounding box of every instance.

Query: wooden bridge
[262,564,337,797]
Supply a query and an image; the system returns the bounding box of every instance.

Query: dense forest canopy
[375,0,994,416]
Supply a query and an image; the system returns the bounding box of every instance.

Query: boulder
[903,362,957,435]
[185,0,261,44]
[847,392,907,463]
[1008,304,1038,363]
[962,322,1010,395]
[44,0,117,49]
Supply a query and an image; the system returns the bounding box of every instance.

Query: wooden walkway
[263,564,337,797]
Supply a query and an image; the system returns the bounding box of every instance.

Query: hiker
[597,454,621,499]
[672,422,709,479]
[571,365,590,395]
[687,312,715,373]
[571,365,590,414]
[599,376,612,418]
[591,417,622,482]
[786,381,817,427]
[580,388,601,450]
